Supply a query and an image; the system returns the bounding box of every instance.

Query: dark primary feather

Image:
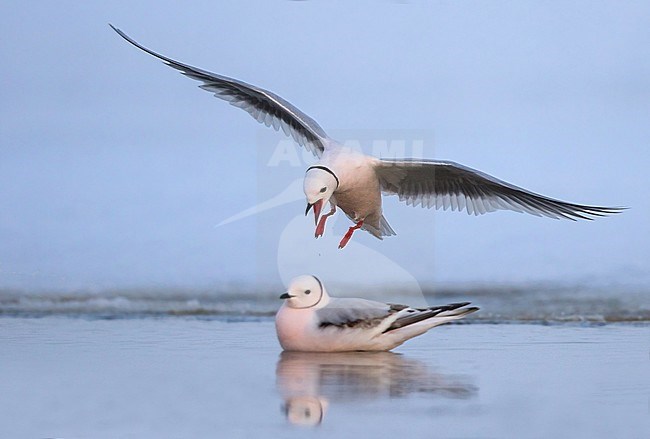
[383,302,474,332]
[375,159,624,220]
[109,25,328,157]
[316,300,476,331]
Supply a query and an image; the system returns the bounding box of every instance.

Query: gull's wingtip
[108,23,132,42]
[108,23,129,41]
[107,23,179,67]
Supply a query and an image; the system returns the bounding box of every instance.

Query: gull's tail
[384,302,479,333]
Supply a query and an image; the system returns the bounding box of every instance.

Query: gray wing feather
[316,299,477,331]
[375,159,623,220]
[316,298,402,329]
[110,25,329,157]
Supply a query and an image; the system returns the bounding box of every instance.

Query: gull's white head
[303,166,338,226]
[280,275,330,309]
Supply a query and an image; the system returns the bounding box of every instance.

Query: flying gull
[111,25,623,248]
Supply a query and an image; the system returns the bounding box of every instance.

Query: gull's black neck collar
[295,275,325,309]
[306,165,339,189]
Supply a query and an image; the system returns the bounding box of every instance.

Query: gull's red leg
[315,205,337,238]
[338,220,364,249]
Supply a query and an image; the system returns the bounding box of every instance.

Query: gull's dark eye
[319,187,327,193]
[305,289,311,295]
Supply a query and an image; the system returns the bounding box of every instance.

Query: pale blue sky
[1,1,649,291]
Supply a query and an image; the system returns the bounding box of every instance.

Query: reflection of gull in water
[276,351,477,426]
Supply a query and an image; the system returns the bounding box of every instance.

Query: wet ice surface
[1,283,648,323]
[1,318,648,438]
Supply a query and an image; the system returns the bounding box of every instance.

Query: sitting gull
[275,275,478,352]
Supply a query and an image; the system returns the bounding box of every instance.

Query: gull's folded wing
[316,299,476,332]
[315,298,400,329]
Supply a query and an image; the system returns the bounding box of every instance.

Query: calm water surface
[1,318,648,438]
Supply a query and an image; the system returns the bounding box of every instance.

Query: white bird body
[317,148,388,237]
[111,26,623,248]
[275,275,478,352]
[276,298,400,352]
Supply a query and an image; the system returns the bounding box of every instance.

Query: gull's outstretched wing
[110,25,329,157]
[316,299,476,332]
[375,159,624,220]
